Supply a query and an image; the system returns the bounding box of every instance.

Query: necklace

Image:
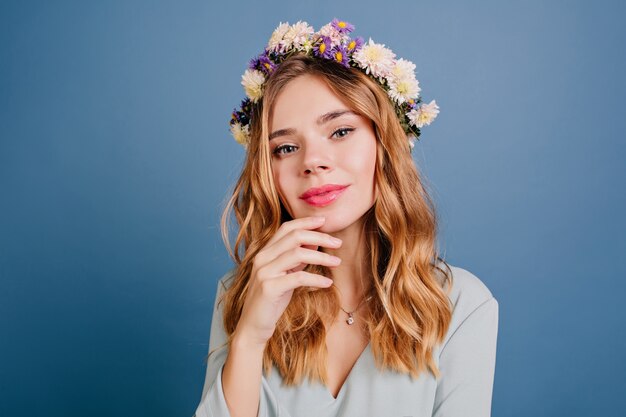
[339,295,373,325]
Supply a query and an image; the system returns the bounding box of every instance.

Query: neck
[321,217,372,309]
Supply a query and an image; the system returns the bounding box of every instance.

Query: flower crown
[229,19,439,150]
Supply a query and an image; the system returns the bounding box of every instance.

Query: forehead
[269,74,347,128]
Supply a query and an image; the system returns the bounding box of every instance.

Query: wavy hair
[217,54,454,384]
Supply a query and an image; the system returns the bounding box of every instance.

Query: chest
[324,316,370,398]
[265,338,439,417]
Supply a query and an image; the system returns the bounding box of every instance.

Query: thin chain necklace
[339,295,373,325]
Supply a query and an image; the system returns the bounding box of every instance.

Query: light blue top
[194,264,499,417]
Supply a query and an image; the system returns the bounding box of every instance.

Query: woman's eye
[273,128,354,157]
[273,144,297,156]
[332,127,354,138]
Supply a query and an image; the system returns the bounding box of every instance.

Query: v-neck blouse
[194,263,499,417]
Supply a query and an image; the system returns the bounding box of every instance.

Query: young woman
[194,19,499,417]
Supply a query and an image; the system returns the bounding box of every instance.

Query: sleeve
[432,297,499,417]
[192,274,283,417]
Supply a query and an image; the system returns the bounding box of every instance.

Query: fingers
[265,216,327,248]
[288,244,318,273]
[260,246,342,278]
[236,217,340,345]
[264,270,334,294]
[258,228,342,268]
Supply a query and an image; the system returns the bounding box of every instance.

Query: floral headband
[229,19,439,150]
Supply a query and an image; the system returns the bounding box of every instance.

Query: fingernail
[330,237,342,244]
[314,216,326,222]
[331,256,341,264]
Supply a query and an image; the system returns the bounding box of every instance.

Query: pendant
[346,313,354,325]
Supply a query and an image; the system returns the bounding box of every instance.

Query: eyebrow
[269,110,357,141]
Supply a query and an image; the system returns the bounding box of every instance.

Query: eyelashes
[272,127,355,156]
[273,144,297,156]
[332,127,354,139]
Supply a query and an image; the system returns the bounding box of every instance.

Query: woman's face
[268,74,377,233]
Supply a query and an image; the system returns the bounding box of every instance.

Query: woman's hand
[233,216,342,348]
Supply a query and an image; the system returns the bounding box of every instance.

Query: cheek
[357,138,377,196]
[272,167,283,196]
[368,149,377,195]
[367,143,377,173]
[272,166,292,207]
[348,138,377,177]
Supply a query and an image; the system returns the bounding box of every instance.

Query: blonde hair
[217,54,453,384]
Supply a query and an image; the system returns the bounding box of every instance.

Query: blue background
[1,1,624,416]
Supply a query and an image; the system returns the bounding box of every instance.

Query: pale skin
[222,74,378,417]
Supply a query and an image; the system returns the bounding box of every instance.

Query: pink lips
[299,184,349,207]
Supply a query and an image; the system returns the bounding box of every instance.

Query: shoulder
[216,267,237,293]
[209,268,237,313]
[439,261,495,312]
[434,261,498,354]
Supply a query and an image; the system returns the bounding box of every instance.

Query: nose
[301,138,332,175]
[304,162,330,175]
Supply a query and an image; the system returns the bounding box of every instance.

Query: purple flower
[248,56,259,69]
[248,52,276,75]
[247,54,261,70]
[313,36,334,59]
[346,36,364,53]
[230,98,252,126]
[258,54,276,75]
[331,45,350,67]
[331,18,354,34]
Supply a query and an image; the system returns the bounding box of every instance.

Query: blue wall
[1,1,624,416]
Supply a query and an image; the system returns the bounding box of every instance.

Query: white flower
[352,38,396,78]
[318,23,346,47]
[407,100,440,128]
[387,58,421,103]
[388,77,421,104]
[390,58,417,82]
[241,69,265,103]
[299,38,314,54]
[230,122,250,146]
[267,22,290,53]
[284,21,314,51]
